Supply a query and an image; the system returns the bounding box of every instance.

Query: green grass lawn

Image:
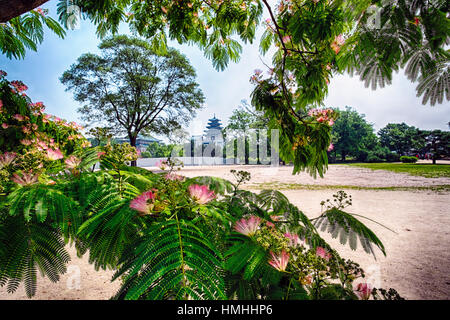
[341,162,450,178]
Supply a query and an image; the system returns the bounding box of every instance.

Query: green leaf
[113,219,226,300]
[314,208,386,258]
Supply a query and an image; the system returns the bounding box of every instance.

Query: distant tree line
[223,105,449,165]
[330,107,450,164]
[140,142,175,159]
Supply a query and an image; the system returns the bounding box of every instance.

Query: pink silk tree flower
[284,232,301,247]
[130,191,156,215]
[1,123,8,129]
[11,171,39,186]
[20,139,32,146]
[188,184,216,205]
[234,215,261,236]
[316,246,332,261]
[268,250,290,272]
[22,126,31,134]
[0,152,16,168]
[65,155,81,169]
[155,159,168,170]
[35,8,46,16]
[330,35,345,54]
[266,221,275,228]
[11,81,28,93]
[97,151,106,158]
[13,114,25,121]
[46,148,63,161]
[281,35,291,44]
[327,143,334,152]
[354,283,373,300]
[266,215,281,228]
[335,34,345,45]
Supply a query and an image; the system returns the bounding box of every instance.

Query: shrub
[400,156,418,163]
[385,152,401,162]
[365,153,383,163]
[356,146,399,163]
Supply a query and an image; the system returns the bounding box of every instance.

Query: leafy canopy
[1,0,448,176]
[331,106,377,161]
[60,35,204,147]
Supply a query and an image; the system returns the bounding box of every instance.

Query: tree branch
[0,0,49,22]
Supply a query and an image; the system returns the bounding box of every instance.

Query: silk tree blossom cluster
[308,108,336,126]
[284,232,302,247]
[234,213,338,276]
[1,74,90,154]
[188,184,216,205]
[264,18,274,32]
[250,69,264,85]
[330,35,345,54]
[10,80,28,93]
[130,191,156,215]
[266,215,282,228]
[234,215,262,236]
[268,250,290,272]
[65,155,82,169]
[11,170,39,186]
[29,102,45,115]
[316,246,332,261]
[0,152,16,168]
[354,282,373,300]
[156,159,169,170]
[46,148,64,161]
[34,7,46,17]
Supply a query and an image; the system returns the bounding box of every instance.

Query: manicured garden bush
[400,156,418,163]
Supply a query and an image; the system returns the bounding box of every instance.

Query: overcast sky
[1,2,448,141]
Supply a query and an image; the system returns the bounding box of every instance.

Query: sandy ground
[1,163,449,300]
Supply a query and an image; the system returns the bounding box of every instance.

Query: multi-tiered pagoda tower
[203,114,223,144]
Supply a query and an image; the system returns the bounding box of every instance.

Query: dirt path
[1,164,449,300]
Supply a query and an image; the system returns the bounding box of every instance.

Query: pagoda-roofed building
[203,114,223,145]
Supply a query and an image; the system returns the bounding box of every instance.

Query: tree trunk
[0,0,49,22]
[245,137,249,165]
[431,140,436,164]
[129,135,137,167]
[342,152,346,162]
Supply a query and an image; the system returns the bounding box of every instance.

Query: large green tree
[60,35,204,166]
[421,129,450,164]
[225,100,269,164]
[141,142,175,158]
[331,107,378,161]
[378,123,423,156]
[226,100,268,131]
